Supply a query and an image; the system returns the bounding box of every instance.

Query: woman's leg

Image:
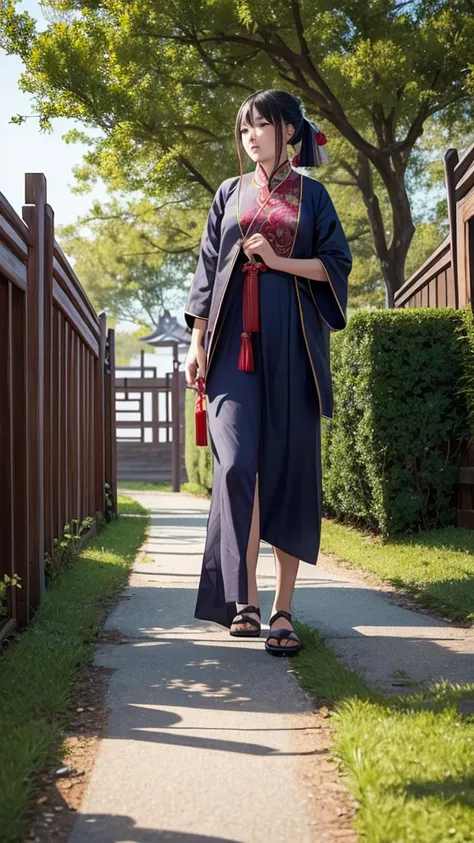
[231,474,261,632]
[268,546,300,648]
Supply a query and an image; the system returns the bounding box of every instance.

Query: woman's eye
[241,122,268,134]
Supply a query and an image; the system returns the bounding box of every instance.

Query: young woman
[184,89,352,656]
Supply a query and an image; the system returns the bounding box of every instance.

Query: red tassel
[238,331,254,371]
[242,261,262,332]
[239,261,266,372]
[195,377,207,446]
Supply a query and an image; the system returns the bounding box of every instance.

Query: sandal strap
[269,609,292,626]
[232,608,261,629]
[266,628,300,643]
[241,605,261,617]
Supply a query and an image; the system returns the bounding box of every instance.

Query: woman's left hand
[242,234,280,269]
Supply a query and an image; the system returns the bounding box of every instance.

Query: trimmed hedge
[323,305,473,535]
[184,305,474,535]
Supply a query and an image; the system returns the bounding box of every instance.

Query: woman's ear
[286,123,295,144]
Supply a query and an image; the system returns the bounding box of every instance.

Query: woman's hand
[242,233,280,269]
[185,342,206,389]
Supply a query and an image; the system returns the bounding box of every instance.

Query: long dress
[184,159,352,629]
[194,246,322,628]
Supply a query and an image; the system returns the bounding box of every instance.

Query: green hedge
[322,305,474,535]
[184,306,474,535]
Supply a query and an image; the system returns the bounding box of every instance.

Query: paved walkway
[68,490,474,843]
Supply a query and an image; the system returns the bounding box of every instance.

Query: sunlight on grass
[320,518,474,621]
[0,495,150,843]
[293,622,474,843]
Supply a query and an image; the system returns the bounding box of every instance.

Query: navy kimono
[184,160,352,628]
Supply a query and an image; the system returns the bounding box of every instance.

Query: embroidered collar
[253,158,292,191]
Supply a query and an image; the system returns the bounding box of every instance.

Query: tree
[2,0,473,304]
[56,195,201,325]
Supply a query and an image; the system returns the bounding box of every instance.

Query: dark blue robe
[184,167,352,628]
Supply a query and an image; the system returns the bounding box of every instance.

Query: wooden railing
[395,141,474,311]
[0,174,117,639]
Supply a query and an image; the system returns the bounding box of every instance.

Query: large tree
[2,0,472,304]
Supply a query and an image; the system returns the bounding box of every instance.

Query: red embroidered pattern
[239,161,301,259]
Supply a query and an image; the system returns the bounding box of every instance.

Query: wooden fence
[394,141,474,310]
[394,141,474,528]
[115,360,187,487]
[0,173,117,639]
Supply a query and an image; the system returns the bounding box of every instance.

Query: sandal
[265,610,302,656]
[229,605,261,637]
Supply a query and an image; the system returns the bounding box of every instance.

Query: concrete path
[68,490,474,843]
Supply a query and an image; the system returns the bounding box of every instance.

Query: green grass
[320,519,474,623]
[118,481,172,491]
[118,481,211,498]
[0,495,150,843]
[293,622,474,843]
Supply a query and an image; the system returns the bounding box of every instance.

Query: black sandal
[265,610,302,656]
[229,605,261,637]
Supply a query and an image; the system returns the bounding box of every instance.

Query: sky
[0,0,109,224]
[0,0,181,337]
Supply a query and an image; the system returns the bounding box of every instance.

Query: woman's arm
[304,184,353,330]
[191,317,207,348]
[184,178,232,331]
[272,255,330,282]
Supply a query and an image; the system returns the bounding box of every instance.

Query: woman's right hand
[185,343,207,389]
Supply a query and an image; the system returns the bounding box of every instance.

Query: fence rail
[0,174,117,639]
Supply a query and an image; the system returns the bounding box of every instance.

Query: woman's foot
[267,608,300,649]
[230,604,261,635]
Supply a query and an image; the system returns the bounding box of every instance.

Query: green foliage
[322,306,472,535]
[104,481,116,522]
[44,516,95,586]
[0,574,22,620]
[2,0,473,302]
[56,196,199,326]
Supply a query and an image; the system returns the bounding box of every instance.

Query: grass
[0,495,150,843]
[118,481,211,498]
[320,518,474,623]
[293,621,474,843]
[117,481,172,491]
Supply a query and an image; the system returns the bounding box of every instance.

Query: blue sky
[0,1,108,223]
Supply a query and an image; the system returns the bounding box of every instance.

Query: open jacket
[184,169,352,419]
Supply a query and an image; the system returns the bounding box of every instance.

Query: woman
[184,89,352,656]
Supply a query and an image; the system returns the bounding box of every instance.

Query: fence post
[95,312,106,520]
[104,328,118,517]
[171,342,180,492]
[43,203,54,561]
[22,174,47,611]
[444,148,459,309]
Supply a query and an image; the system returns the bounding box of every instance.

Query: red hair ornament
[292,128,327,168]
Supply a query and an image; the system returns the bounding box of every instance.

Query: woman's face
[240,108,294,168]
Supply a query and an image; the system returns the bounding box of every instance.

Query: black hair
[234,89,311,185]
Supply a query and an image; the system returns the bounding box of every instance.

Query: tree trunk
[357,152,415,307]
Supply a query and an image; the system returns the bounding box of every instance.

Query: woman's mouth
[251,146,259,151]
